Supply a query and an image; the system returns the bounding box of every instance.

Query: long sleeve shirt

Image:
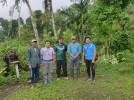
[68,42,81,60]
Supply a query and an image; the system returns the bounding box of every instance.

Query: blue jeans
[30,66,40,85]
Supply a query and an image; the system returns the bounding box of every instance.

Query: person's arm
[27,48,32,69]
[68,44,73,57]
[52,48,56,64]
[92,45,96,63]
[54,45,57,62]
[40,49,44,64]
[82,51,85,63]
[38,48,42,64]
[54,52,57,63]
[92,50,96,63]
[75,44,81,58]
[69,53,74,58]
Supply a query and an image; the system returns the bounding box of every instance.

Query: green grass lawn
[3,54,134,100]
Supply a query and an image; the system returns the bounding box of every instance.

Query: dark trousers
[30,66,40,85]
[85,60,95,78]
[56,60,67,78]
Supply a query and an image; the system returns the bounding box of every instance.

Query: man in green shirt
[54,37,68,80]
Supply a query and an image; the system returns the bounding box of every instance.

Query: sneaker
[64,77,68,79]
[92,78,95,82]
[48,80,53,83]
[57,78,60,80]
[44,81,47,84]
[87,77,91,81]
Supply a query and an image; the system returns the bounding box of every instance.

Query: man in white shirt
[41,40,55,84]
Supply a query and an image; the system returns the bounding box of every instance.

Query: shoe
[44,81,47,84]
[65,77,68,79]
[92,78,95,82]
[48,80,53,83]
[57,78,60,80]
[87,77,91,81]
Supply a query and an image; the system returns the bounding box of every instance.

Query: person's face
[45,42,50,47]
[32,42,36,47]
[59,39,63,44]
[71,39,76,43]
[86,38,90,44]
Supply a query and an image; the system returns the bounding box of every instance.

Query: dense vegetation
[0,0,134,99]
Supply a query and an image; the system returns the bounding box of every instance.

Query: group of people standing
[27,36,96,89]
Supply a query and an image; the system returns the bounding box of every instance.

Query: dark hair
[58,37,64,40]
[45,40,51,44]
[85,37,91,40]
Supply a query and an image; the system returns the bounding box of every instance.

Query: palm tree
[43,0,57,39]
[0,0,41,49]
[49,0,57,39]
[61,0,91,57]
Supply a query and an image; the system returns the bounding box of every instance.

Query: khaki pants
[42,61,53,81]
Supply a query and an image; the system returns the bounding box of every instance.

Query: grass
[0,40,134,100]
[3,54,134,100]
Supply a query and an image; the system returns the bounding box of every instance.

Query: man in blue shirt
[82,37,96,82]
[68,36,81,80]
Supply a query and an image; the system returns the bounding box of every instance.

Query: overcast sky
[0,0,73,21]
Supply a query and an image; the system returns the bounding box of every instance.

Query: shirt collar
[86,43,91,46]
[45,47,51,50]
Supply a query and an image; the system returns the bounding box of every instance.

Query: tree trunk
[109,24,112,48]
[106,39,109,64]
[49,0,57,39]
[107,24,112,65]
[25,0,41,49]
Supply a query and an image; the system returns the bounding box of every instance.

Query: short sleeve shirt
[83,43,96,60]
[41,47,55,60]
[54,43,67,60]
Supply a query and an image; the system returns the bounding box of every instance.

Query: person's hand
[29,66,32,70]
[82,59,84,64]
[55,59,57,63]
[92,60,95,63]
[73,56,77,60]
[53,61,55,64]
[40,64,43,67]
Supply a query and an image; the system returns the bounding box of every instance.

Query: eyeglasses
[72,39,75,40]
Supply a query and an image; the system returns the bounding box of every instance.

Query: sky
[0,0,73,21]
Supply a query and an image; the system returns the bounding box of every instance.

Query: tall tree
[43,0,57,39]
[0,0,41,49]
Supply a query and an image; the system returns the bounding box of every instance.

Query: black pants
[85,60,95,78]
[56,60,67,78]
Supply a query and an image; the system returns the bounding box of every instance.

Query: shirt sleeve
[54,45,57,52]
[40,48,43,55]
[27,48,31,66]
[83,45,85,51]
[38,48,42,64]
[78,44,81,54]
[52,48,55,54]
[67,44,71,54]
[92,44,96,50]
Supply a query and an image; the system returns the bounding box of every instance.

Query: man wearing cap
[54,37,68,80]
[41,40,55,84]
[27,39,42,89]
[68,36,81,80]
[82,37,96,82]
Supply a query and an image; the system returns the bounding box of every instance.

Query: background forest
[0,0,134,100]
